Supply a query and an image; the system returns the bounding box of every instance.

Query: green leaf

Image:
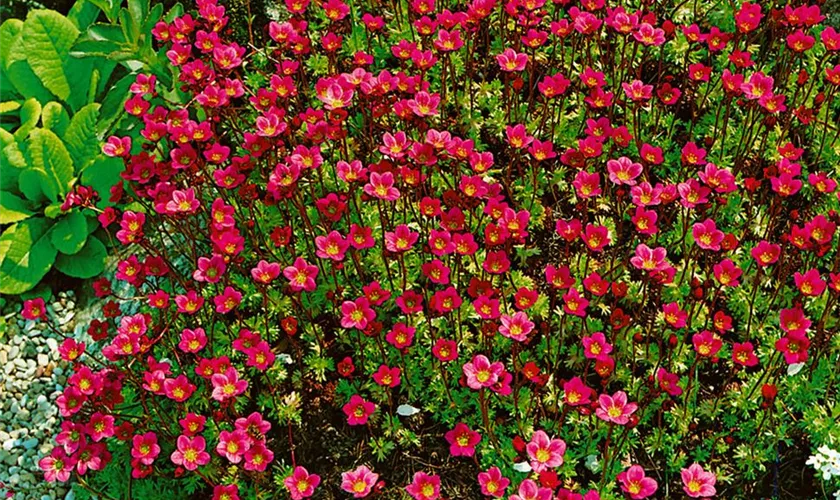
[50,210,87,254]
[67,0,102,30]
[0,191,34,224]
[0,19,23,66]
[41,101,70,136]
[20,10,80,101]
[54,234,105,278]
[62,103,100,170]
[18,169,46,203]
[81,155,122,208]
[27,128,75,202]
[0,101,21,114]
[0,217,57,295]
[97,72,133,134]
[14,98,41,142]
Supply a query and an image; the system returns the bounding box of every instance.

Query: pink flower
[607,156,643,185]
[21,298,46,321]
[178,327,207,353]
[170,435,210,471]
[693,330,723,358]
[364,171,400,200]
[165,188,200,214]
[617,465,658,499]
[385,322,416,349]
[713,259,742,287]
[562,288,589,317]
[582,224,610,252]
[692,219,725,251]
[372,364,401,387]
[86,412,115,441]
[343,394,376,425]
[213,485,240,500]
[582,332,612,359]
[341,297,376,330]
[510,479,553,500]
[193,254,226,283]
[39,447,76,482]
[284,466,321,500]
[498,311,534,342]
[656,368,683,396]
[779,307,811,335]
[794,268,826,297]
[251,260,280,284]
[477,466,510,498]
[244,442,273,471]
[405,471,441,500]
[384,224,419,252]
[283,257,319,292]
[445,423,481,457]
[496,48,528,72]
[596,390,638,425]
[732,342,759,367]
[216,429,251,463]
[315,230,350,261]
[341,465,379,498]
[462,354,504,390]
[630,244,668,272]
[681,463,717,498]
[563,377,594,406]
[526,430,566,472]
[131,432,161,465]
[663,302,688,328]
[210,367,248,402]
[775,332,810,364]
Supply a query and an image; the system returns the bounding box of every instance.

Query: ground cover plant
[9,0,840,497]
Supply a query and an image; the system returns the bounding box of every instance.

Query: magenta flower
[170,435,210,471]
[630,244,669,271]
[364,171,400,200]
[21,298,46,321]
[165,188,200,214]
[693,330,723,358]
[384,224,419,252]
[340,297,376,330]
[563,377,594,406]
[216,429,250,464]
[371,364,401,387]
[445,423,481,457]
[315,230,350,261]
[607,156,643,185]
[462,354,504,390]
[496,48,528,72]
[582,332,613,359]
[681,463,717,498]
[341,465,379,498]
[477,466,510,498]
[656,368,683,397]
[251,260,280,284]
[510,479,553,500]
[526,430,566,472]
[713,259,742,287]
[343,394,376,425]
[692,219,725,251]
[498,311,534,342]
[596,390,638,425]
[617,465,658,499]
[284,466,321,500]
[39,447,76,482]
[405,471,441,500]
[283,257,319,292]
[210,367,248,402]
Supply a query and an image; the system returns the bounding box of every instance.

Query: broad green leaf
[81,155,122,208]
[63,103,101,170]
[0,217,57,295]
[0,19,23,67]
[50,210,87,254]
[67,0,101,30]
[20,10,80,101]
[97,72,133,134]
[18,169,46,203]
[0,102,21,114]
[14,98,41,142]
[63,57,95,113]
[54,234,105,278]
[0,191,33,224]
[27,128,74,202]
[41,101,70,136]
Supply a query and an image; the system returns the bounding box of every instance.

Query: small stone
[22,439,37,450]
[36,354,48,367]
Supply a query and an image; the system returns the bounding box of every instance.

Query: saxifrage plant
[18,0,840,498]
